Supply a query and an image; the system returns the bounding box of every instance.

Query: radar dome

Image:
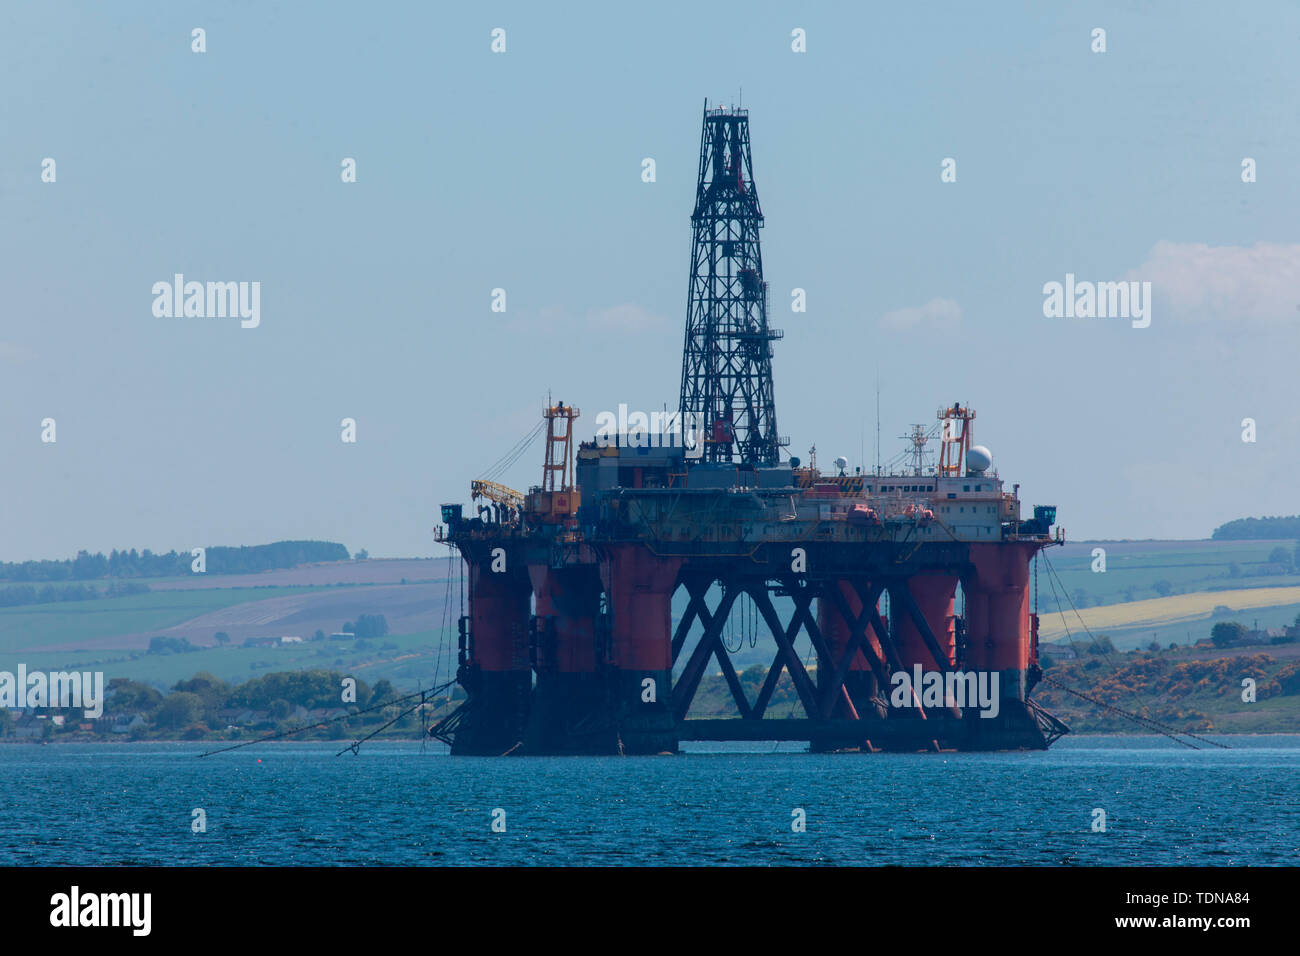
[834,455,849,474]
[966,445,992,474]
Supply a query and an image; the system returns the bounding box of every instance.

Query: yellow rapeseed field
[1037,586,1300,641]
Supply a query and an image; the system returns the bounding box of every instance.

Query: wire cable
[1039,553,1228,749]
[197,681,457,758]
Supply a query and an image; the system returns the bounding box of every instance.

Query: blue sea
[2,736,1296,866]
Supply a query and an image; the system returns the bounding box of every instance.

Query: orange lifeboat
[848,504,880,526]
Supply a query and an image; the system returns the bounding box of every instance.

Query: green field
[1040,539,1300,606]
[1033,540,1300,650]
[1040,585,1300,645]
[1083,602,1300,651]
[1,624,455,690]
[0,587,336,657]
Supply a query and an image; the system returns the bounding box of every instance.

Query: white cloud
[1128,240,1300,322]
[879,297,961,331]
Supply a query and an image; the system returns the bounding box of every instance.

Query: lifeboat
[903,504,933,526]
[848,503,880,526]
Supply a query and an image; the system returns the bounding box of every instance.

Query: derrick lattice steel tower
[678,103,784,466]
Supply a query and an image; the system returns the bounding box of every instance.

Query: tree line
[0,540,350,582]
[0,580,150,608]
[1212,516,1300,540]
[0,668,458,742]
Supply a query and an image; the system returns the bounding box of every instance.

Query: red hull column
[895,573,958,670]
[961,576,990,674]
[599,546,682,754]
[960,542,1046,747]
[526,562,603,752]
[452,549,533,755]
[968,543,1032,700]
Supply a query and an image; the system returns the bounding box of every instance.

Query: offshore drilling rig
[434,103,1069,755]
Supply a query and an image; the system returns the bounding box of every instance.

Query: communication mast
[898,425,931,476]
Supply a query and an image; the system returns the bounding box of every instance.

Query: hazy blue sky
[2,1,1297,561]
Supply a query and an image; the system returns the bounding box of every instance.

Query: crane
[470,479,524,511]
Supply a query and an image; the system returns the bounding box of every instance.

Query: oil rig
[434,103,1069,755]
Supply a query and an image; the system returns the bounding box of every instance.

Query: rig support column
[453,549,533,755]
[525,563,605,753]
[600,546,682,754]
[962,542,1043,747]
[894,573,958,671]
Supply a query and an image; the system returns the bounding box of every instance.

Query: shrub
[1211,621,1247,647]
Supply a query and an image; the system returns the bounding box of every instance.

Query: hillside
[1033,644,1300,734]
[16,638,1294,744]
[1034,539,1300,650]
[0,558,459,691]
[3,538,1300,737]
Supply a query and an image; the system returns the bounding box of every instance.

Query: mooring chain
[1040,674,1197,749]
[198,682,456,758]
[334,692,433,757]
[1039,554,1229,749]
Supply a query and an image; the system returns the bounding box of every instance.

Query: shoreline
[5,730,1298,747]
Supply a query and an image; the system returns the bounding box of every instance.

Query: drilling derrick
[679,102,783,466]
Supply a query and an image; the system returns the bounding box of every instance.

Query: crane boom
[471,479,525,510]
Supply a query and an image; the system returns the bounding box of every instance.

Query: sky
[1,1,1298,561]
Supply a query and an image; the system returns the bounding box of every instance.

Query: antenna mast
[898,425,931,476]
[874,377,881,476]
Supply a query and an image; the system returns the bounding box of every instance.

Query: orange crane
[526,401,581,521]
